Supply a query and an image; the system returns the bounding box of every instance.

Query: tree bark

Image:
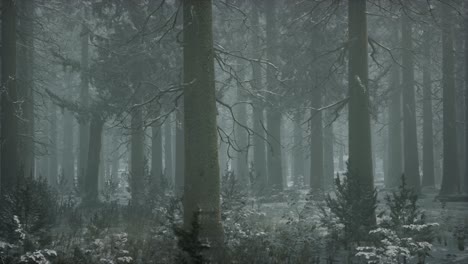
[292,113,304,186]
[265,0,283,191]
[183,0,223,244]
[465,1,468,193]
[422,30,435,188]
[347,0,374,195]
[164,117,173,185]
[386,25,402,189]
[17,0,35,178]
[310,88,323,191]
[175,108,185,196]
[234,61,249,187]
[62,67,75,190]
[323,117,334,191]
[1,0,19,192]
[78,14,90,194]
[48,105,58,187]
[440,4,460,195]
[130,104,145,205]
[85,115,104,204]
[151,119,163,189]
[250,2,267,194]
[401,14,421,192]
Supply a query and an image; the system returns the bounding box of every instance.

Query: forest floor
[253,184,468,264]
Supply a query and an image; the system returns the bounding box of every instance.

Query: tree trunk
[17,0,35,178]
[265,0,283,191]
[111,131,120,180]
[48,105,58,187]
[78,15,90,194]
[234,61,249,187]
[422,30,435,188]
[130,104,145,205]
[465,2,468,193]
[1,0,19,192]
[347,0,375,218]
[310,88,323,191]
[386,24,402,189]
[175,108,185,196]
[152,119,163,189]
[323,118,334,191]
[62,67,75,190]
[164,117,173,186]
[250,2,267,194]
[401,14,421,192]
[440,4,460,195]
[85,115,104,204]
[292,113,304,186]
[183,0,223,245]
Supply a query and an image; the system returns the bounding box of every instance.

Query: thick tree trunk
[17,0,35,178]
[265,0,283,191]
[85,115,104,204]
[401,14,421,192]
[250,2,267,193]
[175,108,185,196]
[440,5,460,195]
[78,17,90,194]
[347,0,374,198]
[130,104,145,204]
[422,31,435,188]
[183,0,223,244]
[151,119,163,189]
[164,117,173,185]
[386,25,402,189]
[1,0,19,192]
[310,88,323,191]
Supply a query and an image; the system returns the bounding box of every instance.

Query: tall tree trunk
[323,118,334,191]
[347,0,374,212]
[130,104,145,205]
[310,88,323,191]
[85,115,104,204]
[234,61,249,187]
[111,131,120,180]
[250,2,267,194]
[1,0,19,192]
[465,1,468,193]
[183,0,223,245]
[48,105,58,187]
[422,30,435,188]
[175,108,185,196]
[152,119,163,189]
[265,0,283,191]
[164,117,173,186]
[440,4,460,195]
[292,113,304,186]
[62,67,75,190]
[386,25,402,189]
[17,0,35,178]
[78,15,90,194]
[401,14,420,192]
